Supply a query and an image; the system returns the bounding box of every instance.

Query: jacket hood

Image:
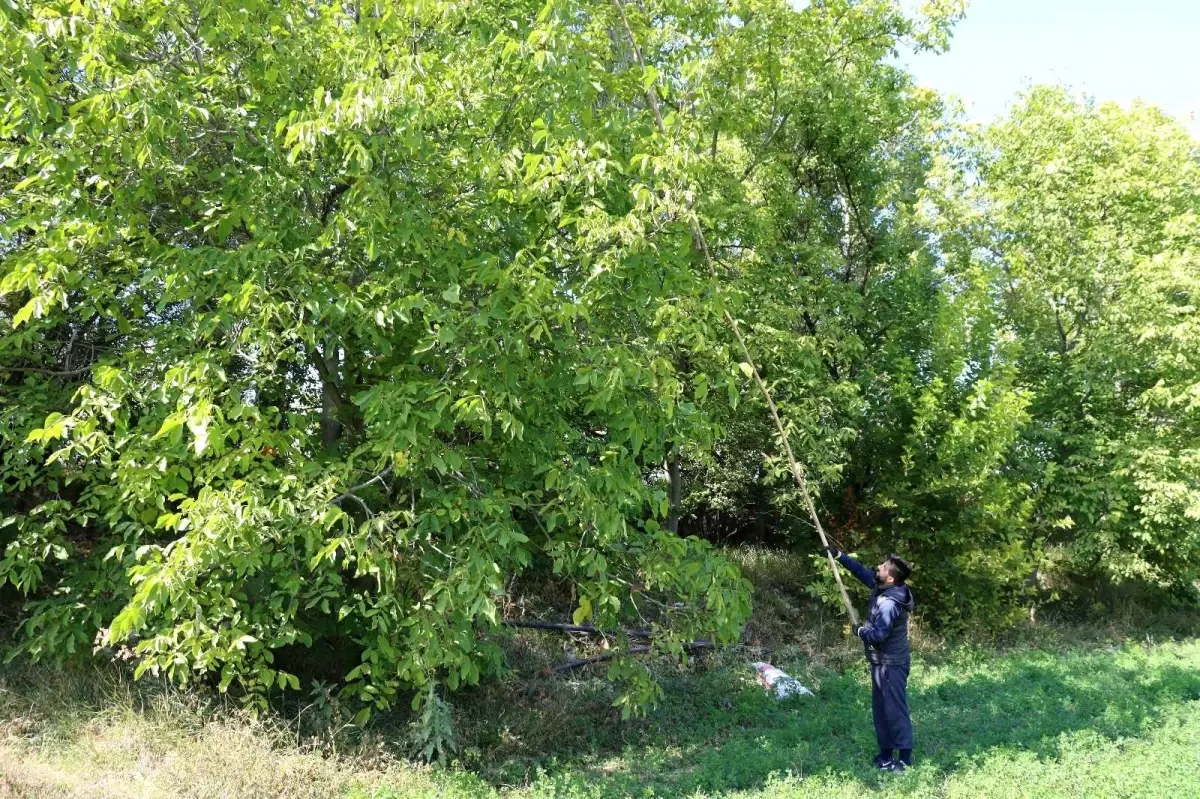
[880,584,915,612]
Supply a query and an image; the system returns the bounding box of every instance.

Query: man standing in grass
[827,547,916,772]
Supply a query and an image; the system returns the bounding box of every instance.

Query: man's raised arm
[826,547,876,589]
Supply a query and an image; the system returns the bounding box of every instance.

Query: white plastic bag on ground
[751,662,814,700]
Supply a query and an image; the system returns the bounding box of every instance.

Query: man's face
[875,561,894,585]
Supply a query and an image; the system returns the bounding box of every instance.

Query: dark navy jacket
[837,554,915,665]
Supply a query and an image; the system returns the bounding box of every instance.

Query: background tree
[955,87,1200,601]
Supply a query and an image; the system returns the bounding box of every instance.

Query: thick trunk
[319,342,342,451]
[751,466,768,544]
[665,444,682,534]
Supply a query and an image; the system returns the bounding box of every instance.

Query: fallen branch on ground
[503,619,653,638]
[549,641,715,674]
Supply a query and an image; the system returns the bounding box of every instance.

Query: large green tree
[957,88,1200,597]
[1,0,962,735]
[2,0,758,722]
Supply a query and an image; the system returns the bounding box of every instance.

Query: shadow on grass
[460,638,1200,797]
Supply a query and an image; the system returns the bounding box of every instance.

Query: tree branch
[1,364,96,377]
[741,110,792,182]
[319,182,352,225]
[346,463,394,497]
[552,646,648,673]
[330,463,394,514]
[502,619,653,638]
[549,641,714,673]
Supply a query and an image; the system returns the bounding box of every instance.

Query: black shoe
[886,760,907,773]
[873,755,893,770]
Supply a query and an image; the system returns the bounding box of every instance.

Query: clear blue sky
[904,0,1200,134]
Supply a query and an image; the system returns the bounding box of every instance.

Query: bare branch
[551,641,714,673]
[502,619,653,638]
[346,463,394,496]
[1,364,95,377]
[330,463,394,516]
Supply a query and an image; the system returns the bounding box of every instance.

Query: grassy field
[2,552,1198,798]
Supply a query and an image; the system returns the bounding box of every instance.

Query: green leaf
[572,596,592,626]
[641,65,660,91]
[12,298,38,328]
[186,401,212,455]
[154,413,184,440]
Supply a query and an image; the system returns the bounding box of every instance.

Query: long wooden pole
[611,0,859,626]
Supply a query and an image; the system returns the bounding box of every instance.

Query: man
[827,546,916,772]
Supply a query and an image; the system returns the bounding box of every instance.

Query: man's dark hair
[885,554,912,584]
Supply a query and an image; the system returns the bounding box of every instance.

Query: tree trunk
[665,443,682,534]
[751,464,767,544]
[319,340,342,451]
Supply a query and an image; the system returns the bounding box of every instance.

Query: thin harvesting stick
[611,0,859,626]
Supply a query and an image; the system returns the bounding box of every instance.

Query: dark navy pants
[870,663,913,752]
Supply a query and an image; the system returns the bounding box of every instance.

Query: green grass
[3,631,1197,798]
[434,634,1200,798]
[3,548,1199,798]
